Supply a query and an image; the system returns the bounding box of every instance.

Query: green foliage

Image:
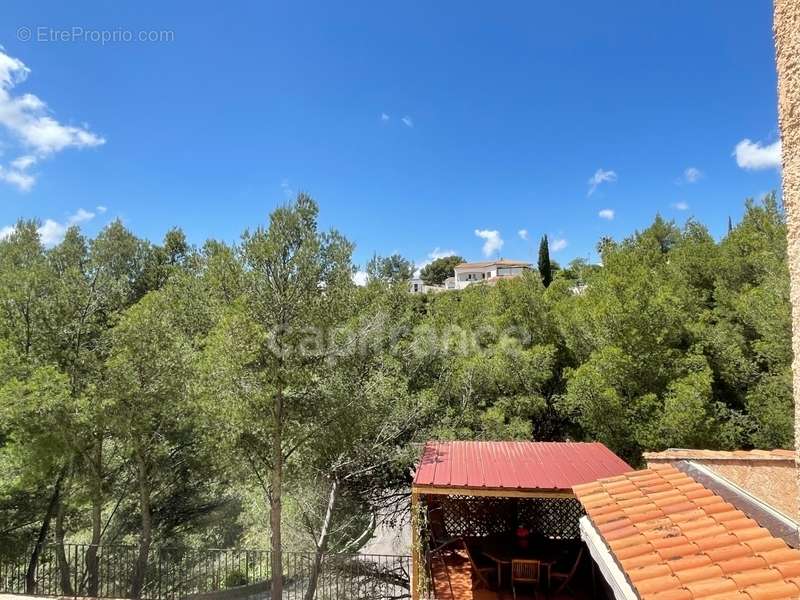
[366,253,414,284]
[538,236,552,288]
[420,255,463,285]
[0,191,793,569]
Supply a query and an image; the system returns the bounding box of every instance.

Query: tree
[104,288,197,599]
[366,253,413,284]
[198,194,354,599]
[420,255,463,285]
[295,292,428,599]
[538,236,552,288]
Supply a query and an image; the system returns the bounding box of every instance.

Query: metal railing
[1,544,411,600]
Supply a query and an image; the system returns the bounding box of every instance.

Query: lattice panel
[429,495,585,540]
[519,497,585,540]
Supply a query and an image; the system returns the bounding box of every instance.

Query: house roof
[573,465,800,600]
[644,448,798,521]
[454,259,531,270]
[413,441,631,493]
[644,449,795,462]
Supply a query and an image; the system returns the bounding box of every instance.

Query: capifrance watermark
[259,318,537,363]
[17,26,175,44]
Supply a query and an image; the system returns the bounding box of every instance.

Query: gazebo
[411,441,631,599]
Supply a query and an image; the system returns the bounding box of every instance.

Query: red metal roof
[413,441,631,492]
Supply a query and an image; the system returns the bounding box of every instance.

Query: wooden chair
[460,539,497,590]
[550,547,583,595]
[511,559,541,599]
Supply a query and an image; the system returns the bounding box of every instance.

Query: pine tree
[538,235,552,287]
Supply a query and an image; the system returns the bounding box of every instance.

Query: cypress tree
[538,235,552,287]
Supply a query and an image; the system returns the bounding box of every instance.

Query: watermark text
[18,26,175,44]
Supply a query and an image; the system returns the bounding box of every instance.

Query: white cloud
[672,201,689,211]
[0,165,35,191]
[11,155,36,170]
[0,207,99,247]
[280,179,294,198]
[683,167,703,183]
[474,229,503,257]
[353,270,368,286]
[551,238,568,252]
[69,208,95,224]
[37,219,66,246]
[428,247,458,260]
[380,113,390,121]
[587,168,617,196]
[518,229,529,241]
[414,247,459,277]
[96,205,107,214]
[0,49,105,190]
[734,139,781,170]
[401,116,413,128]
[598,209,615,220]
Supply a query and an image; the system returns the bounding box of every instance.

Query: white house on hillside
[409,259,531,293]
[409,278,448,294]
[453,259,531,289]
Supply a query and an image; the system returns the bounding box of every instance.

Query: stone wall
[773,0,800,518]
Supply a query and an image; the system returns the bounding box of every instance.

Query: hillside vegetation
[0,193,791,596]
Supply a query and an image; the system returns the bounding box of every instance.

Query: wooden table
[479,537,566,589]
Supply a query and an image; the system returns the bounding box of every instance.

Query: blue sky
[0,1,784,274]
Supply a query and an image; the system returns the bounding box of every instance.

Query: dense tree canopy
[0,193,792,595]
[366,253,414,284]
[419,255,463,285]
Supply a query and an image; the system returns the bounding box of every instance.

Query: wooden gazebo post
[411,489,421,600]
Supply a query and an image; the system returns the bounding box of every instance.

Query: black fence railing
[0,544,411,600]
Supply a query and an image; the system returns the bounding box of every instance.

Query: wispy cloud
[0,207,100,247]
[428,247,458,260]
[280,179,294,199]
[551,238,568,252]
[734,139,781,170]
[672,201,689,211]
[414,247,459,277]
[0,49,105,190]
[474,229,503,257]
[11,155,36,170]
[401,116,413,128]
[518,229,529,241]
[0,165,35,191]
[380,113,390,122]
[587,168,617,196]
[598,209,615,220]
[683,167,703,183]
[96,205,107,214]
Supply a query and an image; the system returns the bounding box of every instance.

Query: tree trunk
[270,389,284,600]
[86,441,103,597]
[130,449,152,600]
[304,478,338,600]
[54,496,74,596]
[25,468,65,594]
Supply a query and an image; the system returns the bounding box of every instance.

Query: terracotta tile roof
[643,449,795,462]
[573,465,800,600]
[454,259,531,270]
